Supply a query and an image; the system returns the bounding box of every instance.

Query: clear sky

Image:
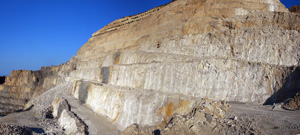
[0,0,299,76]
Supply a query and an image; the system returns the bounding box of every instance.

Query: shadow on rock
[264,67,300,105]
[0,76,5,84]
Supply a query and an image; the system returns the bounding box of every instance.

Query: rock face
[0,0,300,133]
[69,0,300,131]
[51,98,88,135]
[289,5,300,13]
[0,63,75,115]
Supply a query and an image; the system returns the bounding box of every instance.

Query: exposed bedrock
[282,92,300,110]
[1,0,300,133]
[0,61,76,115]
[67,0,300,131]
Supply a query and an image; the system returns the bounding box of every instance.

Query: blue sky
[0,0,299,76]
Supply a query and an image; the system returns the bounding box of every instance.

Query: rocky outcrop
[122,99,234,135]
[1,0,300,134]
[0,61,75,115]
[51,98,88,135]
[0,70,39,115]
[67,0,300,131]
[289,5,300,13]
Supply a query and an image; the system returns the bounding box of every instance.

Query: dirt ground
[226,102,300,135]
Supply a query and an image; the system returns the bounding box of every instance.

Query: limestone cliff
[0,0,300,132]
[70,0,300,130]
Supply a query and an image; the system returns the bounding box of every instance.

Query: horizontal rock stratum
[0,0,300,133]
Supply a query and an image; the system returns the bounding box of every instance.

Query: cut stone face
[0,0,300,132]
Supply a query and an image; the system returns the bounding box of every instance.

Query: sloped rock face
[52,98,88,135]
[1,0,300,132]
[68,0,300,131]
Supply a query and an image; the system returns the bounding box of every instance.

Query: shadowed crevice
[264,67,300,105]
[30,128,45,134]
[0,76,5,84]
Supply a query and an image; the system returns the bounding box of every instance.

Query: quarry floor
[0,83,299,135]
[226,102,300,135]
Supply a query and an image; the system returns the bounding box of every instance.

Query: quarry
[0,0,299,134]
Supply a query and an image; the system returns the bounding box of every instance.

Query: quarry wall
[66,0,300,130]
[0,0,299,131]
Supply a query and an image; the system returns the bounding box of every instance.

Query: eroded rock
[0,0,300,134]
[52,98,88,135]
[289,5,300,13]
[282,92,300,110]
[122,99,234,135]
